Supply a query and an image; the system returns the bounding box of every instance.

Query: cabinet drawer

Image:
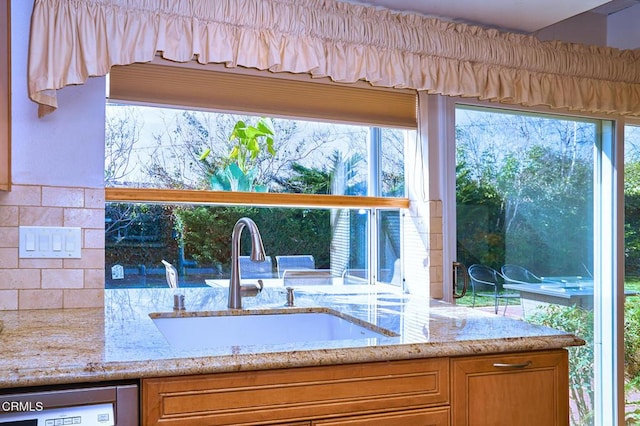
[312,407,450,426]
[142,358,449,425]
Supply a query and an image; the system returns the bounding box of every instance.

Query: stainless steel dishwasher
[0,382,138,425]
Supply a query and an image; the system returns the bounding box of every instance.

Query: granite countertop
[0,286,584,389]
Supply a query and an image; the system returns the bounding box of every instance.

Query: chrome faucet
[228,217,266,309]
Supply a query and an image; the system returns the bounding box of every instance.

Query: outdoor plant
[624,299,640,424]
[529,305,594,426]
[173,205,332,273]
[528,302,640,425]
[200,117,275,192]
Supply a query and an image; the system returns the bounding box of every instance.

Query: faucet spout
[229,217,266,309]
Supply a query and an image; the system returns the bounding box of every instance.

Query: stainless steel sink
[150,307,397,350]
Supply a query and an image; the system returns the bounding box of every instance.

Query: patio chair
[239,255,274,279]
[467,264,521,315]
[275,255,315,278]
[341,268,369,284]
[501,264,542,284]
[283,269,333,286]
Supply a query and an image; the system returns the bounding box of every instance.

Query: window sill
[105,188,409,209]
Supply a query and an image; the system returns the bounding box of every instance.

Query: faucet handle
[173,293,185,311]
[240,280,264,298]
[286,287,295,307]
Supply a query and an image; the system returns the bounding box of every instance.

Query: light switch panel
[52,234,63,251]
[19,226,82,258]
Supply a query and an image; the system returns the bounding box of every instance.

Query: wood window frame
[105,188,409,209]
[0,0,10,191]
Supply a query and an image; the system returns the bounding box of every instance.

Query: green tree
[279,163,333,194]
[456,155,505,269]
[494,144,592,274]
[176,206,331,273]
[276,150,365,195]
[625,161,640,277]
[455,109,594,275]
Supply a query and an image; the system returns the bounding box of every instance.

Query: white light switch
[19,226,82,258]
[25,231,36,251]
[39,233,49,251]
[52,234,63,251]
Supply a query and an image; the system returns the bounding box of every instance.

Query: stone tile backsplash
[0,185,105,310]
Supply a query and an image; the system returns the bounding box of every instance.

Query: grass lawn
[627,279,640,292]
[455,292,516,308]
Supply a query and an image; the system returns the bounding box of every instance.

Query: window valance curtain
[29,0,640,117]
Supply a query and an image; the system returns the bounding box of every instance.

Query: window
[106,203,381,288]
[105,105,408,197]
[105,64,416,291]
[454,104,602,424]
[624,122,640,422]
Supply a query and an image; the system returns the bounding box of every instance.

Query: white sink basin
[151,308,396,350]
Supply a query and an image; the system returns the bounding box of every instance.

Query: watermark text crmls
[1,401,44,412]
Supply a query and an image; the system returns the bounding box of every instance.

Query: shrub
[529,305,594,425]
[529,302,640,425]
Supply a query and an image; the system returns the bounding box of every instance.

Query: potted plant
[200,117,275,192]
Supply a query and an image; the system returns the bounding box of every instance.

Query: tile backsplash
[0,185,105,310]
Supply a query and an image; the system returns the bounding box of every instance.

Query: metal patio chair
[275,255,315,278]
[501,264,542,284]
[239,255,274,279]
[468,264,521,315]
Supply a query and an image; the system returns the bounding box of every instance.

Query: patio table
[504,277,639,310]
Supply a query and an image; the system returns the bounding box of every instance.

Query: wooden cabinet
[0,0,9,192]
[312,407,450,425]
[142,350,568,426]
[141,358,449,426]
[451,350,569,426]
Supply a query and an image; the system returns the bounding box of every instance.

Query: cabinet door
[312,407,450,426]
[451,350,569,426]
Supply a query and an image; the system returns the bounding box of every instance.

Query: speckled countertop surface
[0,286,584,389]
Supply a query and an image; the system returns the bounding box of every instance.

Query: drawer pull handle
[492,361,532,369]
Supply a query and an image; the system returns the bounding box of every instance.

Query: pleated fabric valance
[28,0,640,117]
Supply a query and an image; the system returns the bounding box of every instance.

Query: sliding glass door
[454,103,620,425]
